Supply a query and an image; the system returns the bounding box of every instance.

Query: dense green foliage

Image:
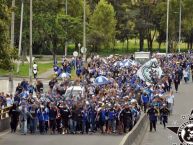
[1,0,193,70]
[89,0,116,51]
[0,0,17,69]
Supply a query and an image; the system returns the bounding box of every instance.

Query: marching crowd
[3,53,193,135]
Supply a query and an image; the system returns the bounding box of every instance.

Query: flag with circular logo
[137,58,162,83]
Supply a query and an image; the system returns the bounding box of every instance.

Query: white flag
[137,58,163,83]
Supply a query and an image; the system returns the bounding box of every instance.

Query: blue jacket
[76,69,81,76]
[82,110,89,122]
[141,94,149,103]
[99,110,106,122]
[66,66,71,74]
[88,108,96,122]
[37,110,45,121]
[147,108,158,121]
[108,109,116,120]
[43,108,49,121]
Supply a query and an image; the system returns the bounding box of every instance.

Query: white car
[63,86,85,101]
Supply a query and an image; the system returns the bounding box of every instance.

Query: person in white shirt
[166,91,174,115]
[183,69,188,83]
[33,62,38,79]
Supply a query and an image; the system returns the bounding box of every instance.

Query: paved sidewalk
[38,68,53,79]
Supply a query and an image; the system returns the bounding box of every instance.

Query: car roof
[66,86,84,91]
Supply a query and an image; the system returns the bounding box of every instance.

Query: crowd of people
[0,93,14,109]
[4,53,193,135]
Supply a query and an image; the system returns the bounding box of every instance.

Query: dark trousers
[30,118,36,133]
[184,77,188,83]
[162,116,168,128]
[50,119,56,133]
[143,103,148,113]
[39,120,45,133]
[123,120,132,133]
[167,85,171,92]
[77,120,82,132]
[149,120,156,131]
[45,121,49,133]
[33,73,37,79]
[10,119,18,132]
[62,119,69,129]
[123,120,127,133]
[174,83,179,92]
[56,118,62,134]
[82,121,90,134]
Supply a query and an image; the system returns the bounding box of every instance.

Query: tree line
[0,0,193,69]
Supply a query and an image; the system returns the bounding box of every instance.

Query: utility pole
[83,0,86,62]
[10,0,15,94]
[17,0,24,73]
[65,0,68,56]
[178,0,182,53]
[11,0,15,49]
[29,0,33,83]
[166,0,170,55]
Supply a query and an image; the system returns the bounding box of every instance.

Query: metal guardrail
[0,106,12,120]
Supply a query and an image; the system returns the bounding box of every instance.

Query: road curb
[0,130,10,137]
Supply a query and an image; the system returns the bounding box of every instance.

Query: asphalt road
[140,82,193,145]
[0,133,123,145]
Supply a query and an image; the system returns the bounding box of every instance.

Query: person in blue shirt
[57,67,63,77]
[28,84,34,94]
[82,108,89,134]
[29,105,37,134]
[108,107,117,133]
[141,92,149,113]
[37,107,45,134]
[88,107,97,132]
[53,65,59,73]
[98,108,106,133]
[44,107,49,133]
[131,107,139,125]
[21,79,28,90]
[14,94,20,105]
[66,65,71,74]
[147,105,158,132]
[76,67,82,78]
[20,89,29,99]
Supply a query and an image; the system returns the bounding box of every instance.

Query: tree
[89,0,116,51]
[13,0,87,59]
[153,1,166,52]
[113,0,136,52]
[183,0,193,50]
[0,0,17,69]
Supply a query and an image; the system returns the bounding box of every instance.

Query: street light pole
[83,0,86,62]
[178,0,182,53]
[166,0,170,55]
[29,0,33,83]
[11,0,15,49]
[10,0,15,94]
[65,0,68,56]
[17,0,24,73]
